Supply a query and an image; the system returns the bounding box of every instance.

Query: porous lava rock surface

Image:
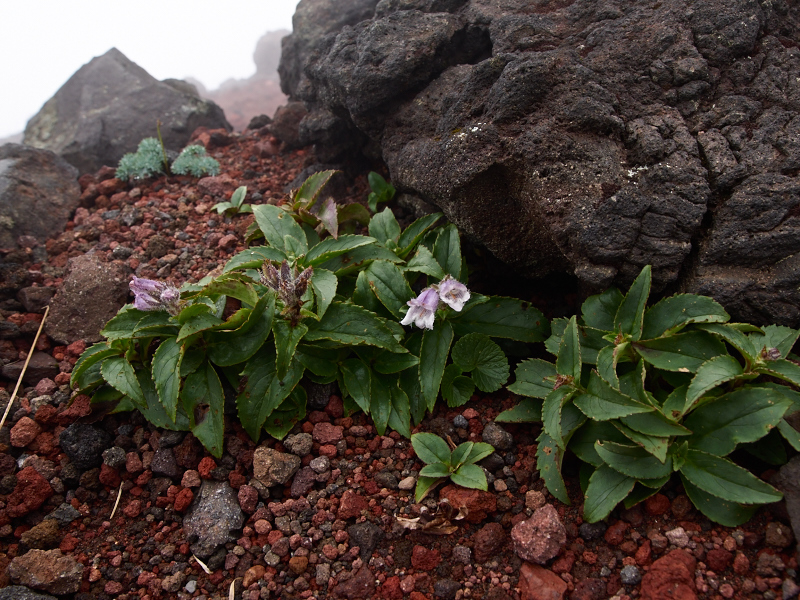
[23,47,231,174]
[280,0,800,326]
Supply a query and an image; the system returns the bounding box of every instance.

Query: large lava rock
[23,47,231,174]
[280,0,800,325]
[0,144,80,251]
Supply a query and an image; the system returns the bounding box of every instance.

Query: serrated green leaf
[370,373,393,435]
[412,432,451,466]
[620,410,691,437]
[633,331,727,372]
[71,343,118,391]
[450,463,488,490]
[151,337,184,422]
[582,287,624,331]
[337,202,371,226]
[583,464,636,523]
[508,358,556,399]
[759,358,800,388]
[612,420,669,462]
[236,346,304,441]
[303,235,377,266]
[451,333,509,392]
[777,419,800,451]
[695,323,757,360]
[536,431,570,504]
[556,316,582,382]
[397,213,442,257]
[450,294,549,343]
[252,204,307,254]
[684,387,792,455]
[404,246,446,279]
[372,351,419,374]
[263,384,307,440]
[545,318,567,356]
[368,207,401,245]
[135,369,191,431]
[340,358,372,414]
[576,326,611,365]
[496,398,543,423]
[101,306,157,341]
[305,302,406,353]
[308,268,337,319]
[101,356,146,408]
[294,170,336,210]
[596,345,619,387]
[433,224,462,279]
[419,320,454,411]
[642,294,729,339]
[450,441,474,470]
[623,482,665,509]
[680,449,783,504]
[595,441,672,479]
[223,246,288,273]
[685,354,744,409]
[273,320,308,379]
[570,421,628,467]
[387,381,411,438]
[442,369,475,407]
[614,265,651,341]
[399,365,427,426]
[200,276,259,307]
[366,260,414,318]
[573,371,653,420]
[680,474,759,527]
[177,307,224,342]
[181,362,224,458]
[542,387,574,449]
[206,293,275,366]
[750,324,800,359]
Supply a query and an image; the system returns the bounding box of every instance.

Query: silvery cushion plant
[71,172,547,458]
[498,265,800,526]
[411,432,494,501]
[116,138,220,181]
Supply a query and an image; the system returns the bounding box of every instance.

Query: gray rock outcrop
[183,480,246,558]
[280,0,800,326]
[0,144,80,251]
[23,47,231,174]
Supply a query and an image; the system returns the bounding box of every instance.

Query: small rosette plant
[498,265,800,526]
[411,432,494,501]
[72,173,548,457]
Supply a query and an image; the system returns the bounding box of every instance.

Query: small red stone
[411,545,441,571]
[198,456,216,478]
[645,493,671,516]
[604,520,629,546]
[174,488,194,512]
[99,464,121,487]
[337,489,368,520]
[381,575,404,600]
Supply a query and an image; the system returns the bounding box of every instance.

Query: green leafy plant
[498,265,800,526]
[213,186,252,216]
[116,128,220,181]
[72,174,548,458]
[170,145,220,178]
[367,171,396,212]
[411,432,494,501]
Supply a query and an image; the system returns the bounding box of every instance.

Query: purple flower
[435,275,470,312]
[400,287,440,330]
[130,277,181,314]
[260,260,314,326]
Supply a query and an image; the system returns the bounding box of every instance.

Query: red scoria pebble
[198,456,216,478]
[411,545,441,571]
[645,493,671,516]
[174,488,194,512]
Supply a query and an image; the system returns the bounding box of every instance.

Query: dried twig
[0,306,50,431]
[109,480,124,520]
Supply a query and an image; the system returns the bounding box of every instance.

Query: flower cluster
[261,260,313,325]
[130,277,181,314]
[400,275,470,330]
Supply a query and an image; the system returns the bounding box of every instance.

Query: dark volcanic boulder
[280,0,800,325]
[0,144,80,250]
[23,48,231,174]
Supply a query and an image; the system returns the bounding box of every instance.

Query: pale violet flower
[400,287,440,330]
[130,277,181,314]
[435,275,471,311]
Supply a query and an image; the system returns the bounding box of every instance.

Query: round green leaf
[451,333,509,392]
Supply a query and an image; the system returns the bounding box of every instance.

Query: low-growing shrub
[72,173,547,457]
[497,265,800,526]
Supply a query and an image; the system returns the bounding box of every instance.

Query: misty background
[0,0,299,141]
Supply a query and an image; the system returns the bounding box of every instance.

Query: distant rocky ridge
[278,0,800,327]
